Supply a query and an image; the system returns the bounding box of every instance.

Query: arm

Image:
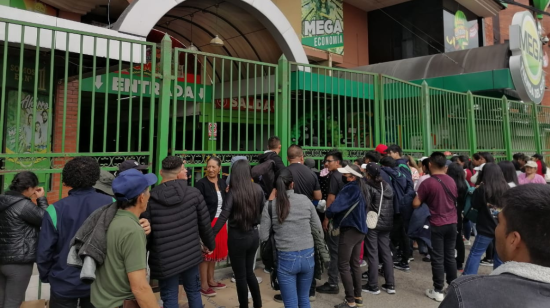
[128,269,158,308]
[412,195,422,209]
[212,192,232,235]
[36,209,58,283]
[313,190,322,201]
[414,181,428,209]
[20,198,47,227]
[322,193,337,231]
[196,194,215,251]
[259,201,271,242]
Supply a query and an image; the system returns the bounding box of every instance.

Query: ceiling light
[210,35,224,47]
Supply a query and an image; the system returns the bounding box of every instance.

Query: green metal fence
[2,15,550,201]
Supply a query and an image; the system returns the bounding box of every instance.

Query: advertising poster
[302,0,344,55]
[3,91,51,190]
[444,10,479,51]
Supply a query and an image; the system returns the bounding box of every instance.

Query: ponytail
[275,168,293,224]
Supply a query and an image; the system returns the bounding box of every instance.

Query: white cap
[419,156,429,161]
[337,165,363,178]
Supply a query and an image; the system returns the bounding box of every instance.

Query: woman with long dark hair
[196,157,228,296]
[446,163,469,271]
[463,163,509,275]
[212,160,264,308]
[471,152,495,185]
[497,161,519,187]
[260,168,322,307]
[362,163,395,295]
[0,172,48,308]
[454,155,475,186]
[326,164,369,308]
[531,154,547,178]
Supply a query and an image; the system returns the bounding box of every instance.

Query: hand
[201,245,213,255]
[34,187,45,198]
[322,218,329,232]
[139,218,151,235]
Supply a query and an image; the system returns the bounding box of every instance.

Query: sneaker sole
[309,296,316,302]
[273,298,283,303]
[362,289,380,295]
[393,266,410,272]
[209,286,226,290]
[200,292,216,297]
[480,263,494,267]
[381,287,396,294]
[355,302,363,307]
[425,291,443,302]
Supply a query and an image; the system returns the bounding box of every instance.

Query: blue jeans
[463,235,503,275]
[277,247,315,308]
[159,265,202,308]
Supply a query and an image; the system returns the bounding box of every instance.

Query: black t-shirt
[287,163,321,199]
[328,170,345,197]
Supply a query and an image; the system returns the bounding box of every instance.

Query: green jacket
[312,229,330,280]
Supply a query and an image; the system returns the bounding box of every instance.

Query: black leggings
[228,227,262,308]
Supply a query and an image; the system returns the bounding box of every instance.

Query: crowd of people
[0,138,550,308]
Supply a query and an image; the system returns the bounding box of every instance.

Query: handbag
[366,182,384,229]
[260,201,279,290]
[328,201,359,236]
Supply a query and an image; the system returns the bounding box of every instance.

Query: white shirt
[215,191,223,218]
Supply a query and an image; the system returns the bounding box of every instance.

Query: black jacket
[195,177,227,221]
[472,185,497,238]
[142,180,215,279]
[0,191,48,264]
[366,180,394,231]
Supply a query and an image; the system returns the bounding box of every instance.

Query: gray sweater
[260,190,323,252]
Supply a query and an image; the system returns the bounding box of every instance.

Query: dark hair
[207,156,221,167]
[532,154,547,175]
[275,168,293,223]
[502,184,550,267]
[498,161,519,186]
[429,151,447,169]
[380,156,396,168]
[477,163,509,207]
[268,136,281,150]
[364,150,381,163]
[326,150,343,165]
[62,157,100,189]
[229,160,261,231]
[41,110,48,116]
[365,163,383,189]
[473,152,495,164]
[9,171,39,193]
[446,163,468,205]
[117,188,147,209]
[347,164,370,201]
[162,156,183,171]
[513,153,523,161]
[354,158,363,166]
[287,145,303,160]
[387,144,403,156]
[421,158,431,175]
[456,155,474,174]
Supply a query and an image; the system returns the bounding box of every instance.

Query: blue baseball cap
[112,169,157,201]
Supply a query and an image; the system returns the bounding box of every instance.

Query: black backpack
[260,201,279,290]
[251,159,275,198]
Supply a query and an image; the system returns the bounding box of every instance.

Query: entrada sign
[80,73,212,102]
[509,11,545,104]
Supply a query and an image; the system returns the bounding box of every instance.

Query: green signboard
[302,0,344,55]
[80,73,213,102]
[0,55,49,92]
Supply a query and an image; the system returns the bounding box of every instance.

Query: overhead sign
[301,0,344,55]
[509,11,545,104]
[80,73,212,102]
[214,97,274,113]
[444,10,479,51]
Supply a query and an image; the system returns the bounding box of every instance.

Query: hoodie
[258,151,285,175]
[141,179,215,279]
[326,181,368,234]
[440,262,550,308]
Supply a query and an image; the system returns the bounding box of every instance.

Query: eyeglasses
[325,159,335,163]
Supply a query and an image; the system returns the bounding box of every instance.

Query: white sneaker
[360,260,367,267]
[231,274,236,283]
[464,240,471,246]
[263,268,271,274]
[425,289,444,302]
[256,276,263,284]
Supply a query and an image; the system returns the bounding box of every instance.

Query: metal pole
[533,102,543,154]
[156,35,173,177]
[277,55,290,165]
[421,81,432,156]
[502,96,513,160]
[466,91,477,156]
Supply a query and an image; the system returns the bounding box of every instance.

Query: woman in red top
[531,154,547,178]
[453,155,475,187]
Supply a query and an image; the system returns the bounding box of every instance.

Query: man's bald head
[287,145,304,161]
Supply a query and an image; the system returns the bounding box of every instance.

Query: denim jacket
[440,261,550,308]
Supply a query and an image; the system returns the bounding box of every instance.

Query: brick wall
[47,79,79,204]
[484,17,494,46]
[495,0,550,106]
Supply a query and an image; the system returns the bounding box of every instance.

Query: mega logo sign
[509,11,545,104]
[301,0,344,55]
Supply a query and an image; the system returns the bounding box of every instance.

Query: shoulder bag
[433,176,457,207]
[366,182,384,229]
[328,201,359,236]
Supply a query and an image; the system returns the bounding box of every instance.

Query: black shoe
[273,294,283,303]
[381,284,396,294]
[480,258,494,267]
[361,284,380,295]
[362,271,369,280]
[422,255,431,262]
[334,301,354,308]
[393,261,410,272]
[355,297,363,307]
[317,282,340,294]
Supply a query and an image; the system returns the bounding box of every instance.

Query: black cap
[118,160,148,173]
[365,162,381,178]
